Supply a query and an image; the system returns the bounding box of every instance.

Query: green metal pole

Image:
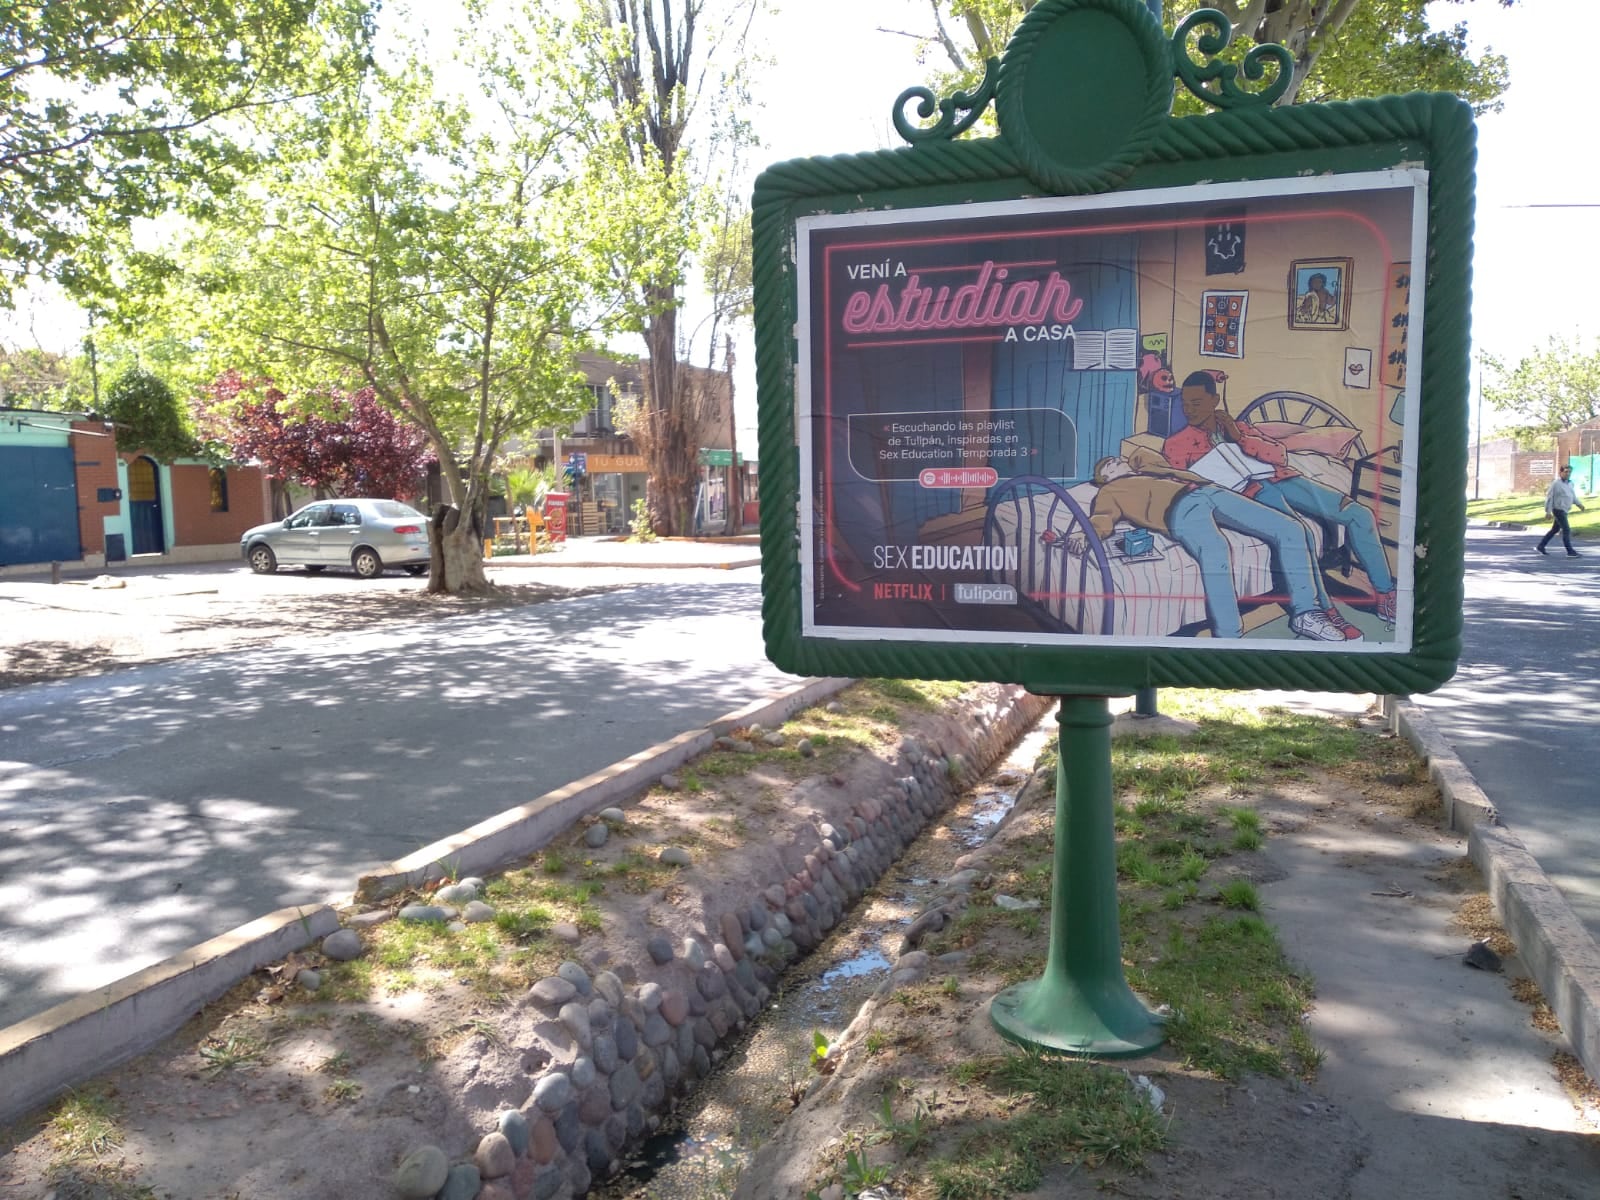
[989,695,1165,1057]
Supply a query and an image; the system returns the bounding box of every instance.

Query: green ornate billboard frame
[754,0,1473,698]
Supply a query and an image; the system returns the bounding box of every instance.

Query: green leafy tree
[142,30,640,593]
[1483,337,1600,446]
[561,0,762,537]
[916,1,1515,115]
[0,0,375,305]
[104,367,194,461]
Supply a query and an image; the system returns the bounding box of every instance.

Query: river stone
[578,1082,611,1124]
[346,908,391,929]
[718,912,744,955]
[550,921,582,944]
[584,1128,614,1174]
[398,903,450,923]
[707,1005,731,1039]
[296,968,322,992]
[609,1061,641,1108]
[528,976,577,1009]
[713,943,737,973]
[559,1001,592,1048]
[394,1145,449,1198]
[762,731,785,746]
[646,935,675,965]
[761,926,783,949]
[570,1055,597,1090]
[584,822,610,849]
[613,1016,638,1061]
[659,846,693,867]
[497,1108,529,1157]
[436,881,477,904]
[565,1158,592,1197]
[475,1131,516,1179]
[320,928,363,961]
[557,961,593,995]
[638,981,663,1012]
[594,970,624,1006]
[659,772,681,790]
[438,1163,480,1200]
[696,965,726,999]
[659,987,689,1025]
[605,1109,629,1151]
[599,806,626,823]
[747,901,767,931]
[743,933,763,960]
[681,937,707,968]
[661,1046,681,1086]
[461,900,496,923]
[592,1032,618,1075]
[770,911,792,938]
[445,920,467,933]
[798,737,815,757]
[553,1101,581,1152]
[478,1182,514,1200]
[510,1158,536,1200]
[532,1072,573,1113]
[532,1164,565,1200]
[734,957,757,993]
[588,996,614,1031]
[642,1012,673,1047]
[692,1045,712,1078]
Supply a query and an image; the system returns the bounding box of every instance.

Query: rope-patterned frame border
[754,92,1473,695]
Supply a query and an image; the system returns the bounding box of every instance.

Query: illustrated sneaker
[1323,608,1363,640]
[1290,609,1356,642]
[1375,589,1397,624]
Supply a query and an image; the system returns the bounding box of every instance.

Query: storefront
[585,452,649,535]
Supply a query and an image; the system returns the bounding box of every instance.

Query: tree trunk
[643,297,698,536]
[428,505,492,594]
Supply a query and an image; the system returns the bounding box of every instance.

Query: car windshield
[371,501,424,519]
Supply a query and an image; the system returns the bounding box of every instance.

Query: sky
[2,0,1588,446]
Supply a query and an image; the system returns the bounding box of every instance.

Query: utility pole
[725,334,741,535]
[1473,360,1483,500]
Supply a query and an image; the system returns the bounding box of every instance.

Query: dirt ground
[1,572,1596,1199]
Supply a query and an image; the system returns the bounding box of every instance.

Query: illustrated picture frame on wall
[1288,257,1352,330]
[1199,289,1248,358]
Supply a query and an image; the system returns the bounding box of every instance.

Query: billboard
[799,172,1425,654]
[755,0,1471,695]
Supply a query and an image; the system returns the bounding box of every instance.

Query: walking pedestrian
[1537,464,1586,557]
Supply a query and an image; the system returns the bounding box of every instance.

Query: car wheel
[248,544,278,574]
[352,548,383,579]
[303,565,326,574]
[404,564,427,576]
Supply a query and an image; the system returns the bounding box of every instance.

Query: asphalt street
[1413,523,1600,942]
[0,569,800,1030]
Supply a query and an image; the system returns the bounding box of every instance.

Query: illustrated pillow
[1248,420,1362,458]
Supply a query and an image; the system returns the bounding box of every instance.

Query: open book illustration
[1186,442,1275,492]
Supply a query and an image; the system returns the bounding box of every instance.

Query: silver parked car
[241,499,432,578]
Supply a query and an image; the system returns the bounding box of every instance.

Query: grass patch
[923,1054,1168,1197]
[1468,494,1600,535]
[45,1087,123,1164]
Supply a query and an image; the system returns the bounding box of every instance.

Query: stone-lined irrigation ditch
[6,681,1050,1199]
[382,685,1049,1200]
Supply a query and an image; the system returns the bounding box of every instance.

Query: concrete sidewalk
[488,533,761,571]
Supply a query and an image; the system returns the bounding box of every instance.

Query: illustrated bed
[979,392,1377,638]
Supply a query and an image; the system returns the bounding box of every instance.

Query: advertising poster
[799,171,1427,651]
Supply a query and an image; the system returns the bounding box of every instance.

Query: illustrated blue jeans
[1168,487,1322,638]
[1255,476,1395,594]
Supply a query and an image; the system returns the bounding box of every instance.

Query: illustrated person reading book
[1065,448,1355,643]
[1162,370,1397,627]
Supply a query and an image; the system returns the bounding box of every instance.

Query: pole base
[989,975,1166,1059]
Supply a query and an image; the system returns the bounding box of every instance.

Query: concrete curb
[0,677,851,1131]
[0,905,341,1129]
[1384,695,1600,1086]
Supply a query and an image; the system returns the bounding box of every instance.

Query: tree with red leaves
[197,370,430,516]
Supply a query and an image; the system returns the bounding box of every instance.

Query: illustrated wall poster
[1203,210,1247,275]
[1344,347,1373,389]
[1200,290,1248,358]
[798,171,1426,654]
[1384,262,1412,390]
[1289,257,1353,330]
